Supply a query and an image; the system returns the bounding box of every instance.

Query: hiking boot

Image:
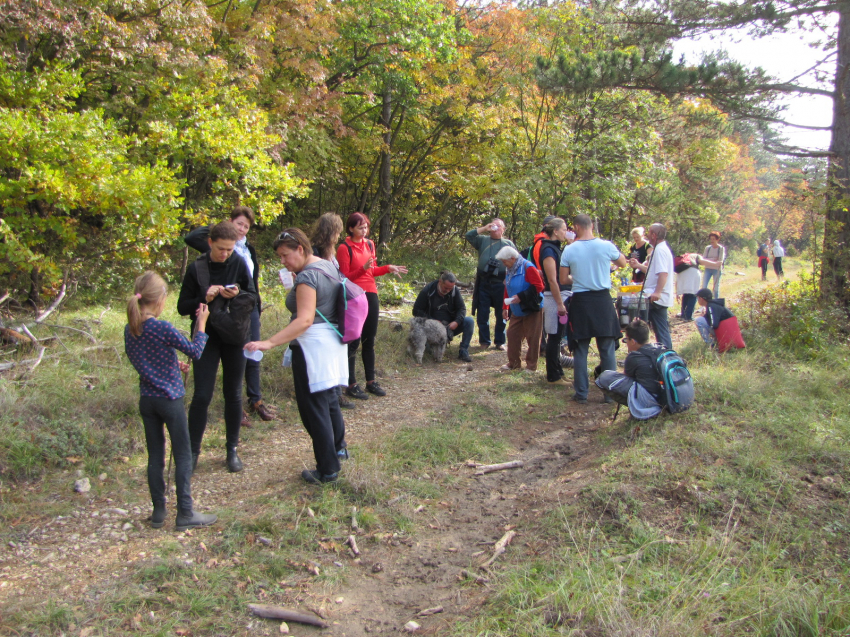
[148,503,167,529]
[175,510,218,532]
[493,344,506,351]
[458,349,472,363]
[226,448,243,473]
[250,400,275,421]
[603,395,614,404]
[571,394,588,404]
[240,410,252,428]
[301,469,338,484]
[346,384,369,400]
[337,447,350,460]
[366,381,386,397]
[338,393,355,409]
[547,378,570,386]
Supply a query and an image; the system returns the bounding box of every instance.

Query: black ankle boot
[226,448,243,473]
[175,510,218,531]
[148,502,167,529]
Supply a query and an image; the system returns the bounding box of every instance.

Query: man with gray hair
[412,271,474,362]
[630,223,674,350]
[559,214,627,403]
[466,219,516,350]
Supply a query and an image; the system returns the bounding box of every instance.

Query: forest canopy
[0,0,833,304]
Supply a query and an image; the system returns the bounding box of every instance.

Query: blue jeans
[648,302,672,350]
[695,316,714,345]
[572,336,617,400]
[681,294,697,321]
[702,269,721,297]
[476,279,506,346]
[450,316,475,351]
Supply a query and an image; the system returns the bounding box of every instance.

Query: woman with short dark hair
[336,213,408,400]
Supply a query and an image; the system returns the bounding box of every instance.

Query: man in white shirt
[630,223,674,350]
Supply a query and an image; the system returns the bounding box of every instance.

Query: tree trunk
[378,88,393,249]
[822,3,850,305]
[27,266,41,309]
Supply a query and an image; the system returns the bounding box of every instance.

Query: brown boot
[241,410,252,428]
[250,400,275,422]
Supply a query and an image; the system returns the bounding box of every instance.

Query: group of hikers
[124,207,753,530]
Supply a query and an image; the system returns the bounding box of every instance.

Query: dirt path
[0,319,701,634]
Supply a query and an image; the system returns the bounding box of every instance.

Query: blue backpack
[640,348,694,414]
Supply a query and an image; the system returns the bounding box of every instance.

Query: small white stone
[404,621,421,632]
[73,478,91,493]
[98,473,108,481]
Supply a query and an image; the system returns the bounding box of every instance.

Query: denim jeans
[680,294,697,321]
[450,316,475,351]
[648,302,672,350]
[476,279,506,346]
[695,316,714,345]
[702,269,721,297]
[572,336,617,400]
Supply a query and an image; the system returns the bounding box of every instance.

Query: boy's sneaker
[175,511,218,531]
[346,384,369,400]
[366,382,386,397]
[301,469,338,484]
[458,349,472,362]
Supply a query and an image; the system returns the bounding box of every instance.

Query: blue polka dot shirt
[124,319,209,399]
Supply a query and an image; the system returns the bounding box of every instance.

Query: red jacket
[336,238,391,294]
[503,263,545,301]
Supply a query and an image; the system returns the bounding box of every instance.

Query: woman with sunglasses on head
[336,213,408,400]
[245,229,349,484]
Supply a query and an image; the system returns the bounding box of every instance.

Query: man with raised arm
[629,223,674,350]
[559,214,628,404]
[465,219,516,351]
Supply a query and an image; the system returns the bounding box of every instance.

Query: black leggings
[545,321,566,382]
[188,330,246,454]
[348,291,379,385]
[139,396,193,513]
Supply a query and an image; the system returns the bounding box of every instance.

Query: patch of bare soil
[0,321,699,634]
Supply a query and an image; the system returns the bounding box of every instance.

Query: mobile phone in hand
[224,284,238,290]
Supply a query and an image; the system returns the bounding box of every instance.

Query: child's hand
[178,361,191,374]
[196,303,210,321]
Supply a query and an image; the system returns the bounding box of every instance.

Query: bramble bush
[736,272,850,354]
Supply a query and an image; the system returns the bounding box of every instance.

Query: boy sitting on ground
[595,319,665,419]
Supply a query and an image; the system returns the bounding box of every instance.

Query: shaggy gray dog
[407,317,448,364]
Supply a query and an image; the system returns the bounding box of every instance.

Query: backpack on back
[312,267,369,344]
[195,255,257,346]
[641,348,694,414]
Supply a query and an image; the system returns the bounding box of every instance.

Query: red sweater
[336,238,391,294]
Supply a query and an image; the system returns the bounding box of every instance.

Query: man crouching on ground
[595,319,665,420]
[412,271,475,362]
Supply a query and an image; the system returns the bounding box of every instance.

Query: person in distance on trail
[629,223,674,350]
[246,229,349,484]
[701,231,726,297]
[559,213,627,404]
[772,239,785,281]
[184,206,276,425]
[496,246,545,372]
[310,212,355,410]
[465,218,516,351]
[124,271,218,531]
[178,221,256,474]
[595,319,665,420]
[412,270,475,363]
[336,212,408,401]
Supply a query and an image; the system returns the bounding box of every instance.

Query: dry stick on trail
[482,530,517,568]
[346,535,361,556]
[34,281,67,323]
[247,604,330,628]
[473,460,524,475]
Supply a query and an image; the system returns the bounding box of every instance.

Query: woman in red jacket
[336,213,408,399]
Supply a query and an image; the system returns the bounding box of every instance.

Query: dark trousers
[450,316,475,351]
[348,291,379,385]
[573,336,617,399]
[476,279,506,346]
[292,345,346,476]
[545,320,566,382]
[681,294,697,321]
[139,396,193,513]
[245,308,262,404]
[188,330,246,454]
[649,302,672,350]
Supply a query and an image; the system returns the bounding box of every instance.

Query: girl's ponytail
[127,271,167,337]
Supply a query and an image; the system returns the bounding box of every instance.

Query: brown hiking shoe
[241,410,252,428]
[250,400,275,421]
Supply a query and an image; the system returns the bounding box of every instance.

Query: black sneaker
[301,469,338,484]
[458,349,472,363]
[346,384,369,400]
[366,382,386,397]
[571,394,588,404]
[175,510,218,531]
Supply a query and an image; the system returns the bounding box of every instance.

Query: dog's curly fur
[407,317,448,364]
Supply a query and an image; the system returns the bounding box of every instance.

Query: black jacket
[625,343,665,399]
[177,253,255,332]
[412,280,467,324]
[705,300,734,330]
[185,225,261,310]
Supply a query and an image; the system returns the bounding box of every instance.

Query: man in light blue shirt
[559,215,627,403]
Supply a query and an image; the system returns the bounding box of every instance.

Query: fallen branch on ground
[482,530,517,567]
[40,324,97,344]
[417,606,443,617]
[346,535,361,556]
[35,282,67,324]
[0,345,115,372]
[460,569,490,584]
[0,292,9,306]
[247,604,330,628]
[473,460,524,475]
[351,506,360,532]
